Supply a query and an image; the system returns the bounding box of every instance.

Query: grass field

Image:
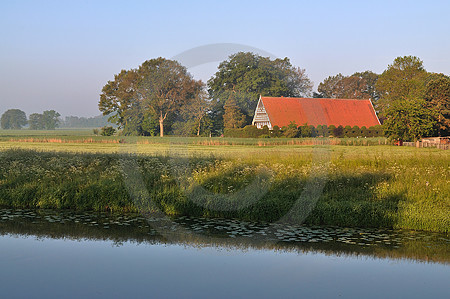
[0,131,448,233]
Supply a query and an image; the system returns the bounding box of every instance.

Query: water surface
[1,209,449,298]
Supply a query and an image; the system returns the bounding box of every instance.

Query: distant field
[0,128,94,137]
[0,129,390,155]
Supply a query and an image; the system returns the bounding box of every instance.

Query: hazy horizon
[1,0,450,118]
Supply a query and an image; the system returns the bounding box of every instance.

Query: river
[1,209,448,298]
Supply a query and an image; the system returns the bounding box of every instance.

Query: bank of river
[1,149,448,232]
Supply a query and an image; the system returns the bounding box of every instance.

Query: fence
[403,141,449,150]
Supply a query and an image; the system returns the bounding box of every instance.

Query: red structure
[252,96,380,129]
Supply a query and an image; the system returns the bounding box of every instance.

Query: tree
[29,113,44,130]
[317,73,345,98]
[42,110,60,130]
[208,52,313,124]
[99,69,140,131]
[99,58,202,136]
[375,56,428,113]
[382,99,436,141]
[138,58,202,137]
[317,71,378,100]
[172,88,211,136]
[223,93,246,129]
[425,76,450,136]
[353,71,380,101]
[0,109,27,129]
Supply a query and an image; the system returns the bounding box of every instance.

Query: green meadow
[0,131,448,233]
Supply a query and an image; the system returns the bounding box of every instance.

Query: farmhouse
[252,96,380,129]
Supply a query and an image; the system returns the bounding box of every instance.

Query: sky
[1,0,450,117]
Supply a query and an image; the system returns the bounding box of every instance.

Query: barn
[252,96,380,129]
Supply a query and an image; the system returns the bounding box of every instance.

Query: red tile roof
[261,97,380,127]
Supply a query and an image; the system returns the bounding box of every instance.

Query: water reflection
[1,209,448,264]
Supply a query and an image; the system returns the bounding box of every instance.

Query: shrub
[283,121,299,138]
[271,125,282,137]
[101,126,116,136]
[333,125,344,138]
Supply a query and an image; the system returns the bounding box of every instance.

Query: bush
[328,125,336,137]
[283,122,299,138]
[271,126,282,137]
[100,126,116,136]
[333,125,344,138]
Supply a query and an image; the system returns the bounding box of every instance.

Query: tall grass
[0,146,448,232]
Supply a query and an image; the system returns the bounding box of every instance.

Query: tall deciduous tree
[29,113,44,130]
[208,52,313,123]
[137,58,202,137]
[317,71,378,100]
[382,99,436,141]
[99,69,140,130]
[0,109,27,129]
[317,73,345,98]
[99,58,202,136]
[42,110,61,130]
[375,56,428,113]
[175,89,211,136]
[425,76,450,136]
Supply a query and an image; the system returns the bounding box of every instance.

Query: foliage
[100,126,116,136]
[28,110,61,130]
[375,56,428,113]
[1,109,27,129]
[99,69,139,130]
[333,125,344,138]
[425,76,450,136]
[207,52,313,123]
[317,71,378,100]
[223,93,246,129]
[225,125,263,138]
[382,99,437,141]
[173,89,212,136]
[137,58,203,137]
[299,123,312,137]
[282,122,299,138]
[271,125,282,137]
[99,58,203,136]
[29,113,45,130]
[42,110,61,130]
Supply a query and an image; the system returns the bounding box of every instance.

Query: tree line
[0,110,115,130]
[59,115,114,128]
[99,53,449,141]
[0,109,60,130]
[98,53,313,137]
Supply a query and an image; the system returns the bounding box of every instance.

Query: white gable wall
[252,97,272,129]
